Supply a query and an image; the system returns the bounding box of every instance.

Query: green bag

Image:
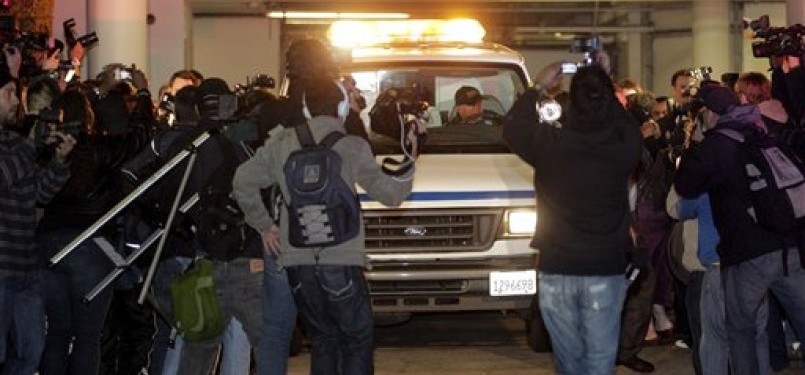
[169,258,224,341]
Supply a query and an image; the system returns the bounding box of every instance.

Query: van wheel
[524,299,552,352]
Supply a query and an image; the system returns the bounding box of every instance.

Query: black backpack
[283,123,361,248]
[716,128,805,235]
[195,134,248,260]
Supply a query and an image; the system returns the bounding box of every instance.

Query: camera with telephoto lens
[743,15,805,58]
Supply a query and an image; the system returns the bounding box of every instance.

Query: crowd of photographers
[611,56,804,374]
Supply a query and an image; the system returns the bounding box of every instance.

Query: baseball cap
[454,86,483,106]
[696,84,739,115]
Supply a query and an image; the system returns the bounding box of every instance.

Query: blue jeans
[0,271,45,375]
[723,249,805,375]
[288,265,373,375]
[538,272,627,375]
[219,318,251,375]
[177,258,263,375]
[257,255,296,375]
[699,265,729,375]
[38,230,114,375]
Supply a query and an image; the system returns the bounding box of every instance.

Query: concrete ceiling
[187,0,781,48]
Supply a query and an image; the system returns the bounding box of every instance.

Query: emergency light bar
[328,19,486,48]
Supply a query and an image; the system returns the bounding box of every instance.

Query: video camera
[233,73,276,95]
[744,15,805,58]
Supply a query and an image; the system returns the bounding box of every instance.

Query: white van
[294,19,550,351]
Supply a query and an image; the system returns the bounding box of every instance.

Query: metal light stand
[48,131,211,303]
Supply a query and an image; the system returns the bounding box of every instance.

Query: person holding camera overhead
[503,60,641,374]
[0,47,75,374]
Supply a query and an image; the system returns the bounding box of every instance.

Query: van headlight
[505,209,537,236]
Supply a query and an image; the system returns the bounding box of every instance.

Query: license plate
[489,270,537,296]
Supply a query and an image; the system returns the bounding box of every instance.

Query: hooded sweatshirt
[503,88,642,275]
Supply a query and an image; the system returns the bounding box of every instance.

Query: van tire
[525,299,552,352]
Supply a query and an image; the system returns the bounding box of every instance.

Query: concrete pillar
[87,0,148,79]
[789,0,805,25]
[625,11,647,86]
[692,0,732,76]
[148,0,191,92]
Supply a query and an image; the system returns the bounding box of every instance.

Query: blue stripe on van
[359,190,535,202]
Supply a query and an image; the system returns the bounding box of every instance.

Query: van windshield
[345,61,528,154]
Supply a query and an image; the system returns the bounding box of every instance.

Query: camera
[743,15,805,58]
[64,18,98,49]
[560,62,578,74]
[569,36,602,67]
[114,66,134,81]
[689,66,713,82]
[369,86,429,141]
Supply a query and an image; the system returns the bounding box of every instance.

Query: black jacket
[674,105,799,267]
[503,88,641,275]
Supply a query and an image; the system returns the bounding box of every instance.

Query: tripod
[49,131,211,304]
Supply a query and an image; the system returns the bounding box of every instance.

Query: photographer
[674,85,805,375]
[0,54,74,374]
[36,85,148,375]
[503,63,641,374]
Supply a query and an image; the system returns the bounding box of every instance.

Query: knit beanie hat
[696,85,739,115]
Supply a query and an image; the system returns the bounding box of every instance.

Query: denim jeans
[257,255,296,375]
[0,271,45,375]
[288,265,374,375]
[157,318,251,375]
[538,272,627,375]
[177,258,263,375]
[699,265,729,375]
[219,318,251,375]
[723,248,805,375]
[38,230,115,375]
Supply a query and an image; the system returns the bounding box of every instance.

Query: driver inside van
[446,85,501,126]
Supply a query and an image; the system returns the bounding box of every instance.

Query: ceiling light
[267,11,409,20]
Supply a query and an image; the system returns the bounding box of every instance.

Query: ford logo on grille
[404,226,427,237]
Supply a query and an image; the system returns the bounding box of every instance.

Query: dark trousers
[39,230,114,375]
[618,265,656,361]
[685,271,704,375]
[288,265,374,375]
[100,288,156,375]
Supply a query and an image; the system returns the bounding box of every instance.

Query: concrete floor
[285,312,805,374]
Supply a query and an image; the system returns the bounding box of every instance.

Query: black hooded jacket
[674,105,800,267]
[503,87,641,276]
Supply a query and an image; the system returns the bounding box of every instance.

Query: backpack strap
[713,128,745,143]
[319,131,345,149]
[294,122,316,148]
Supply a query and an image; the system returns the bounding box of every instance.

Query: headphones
[302,80,350,122]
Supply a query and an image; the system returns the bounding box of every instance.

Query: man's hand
[535,62,562,91]
[3,46,21,78]
[261,225,281,257]
[41,48,61,71]
[130,68,149,92]
[782,55,801,73]
[69,43,85,62]
[640,119,660,139]
[50,130,77,164]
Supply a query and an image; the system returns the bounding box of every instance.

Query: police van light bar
[328,19,486,48]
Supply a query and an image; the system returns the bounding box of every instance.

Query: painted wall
[191,17,282,91]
